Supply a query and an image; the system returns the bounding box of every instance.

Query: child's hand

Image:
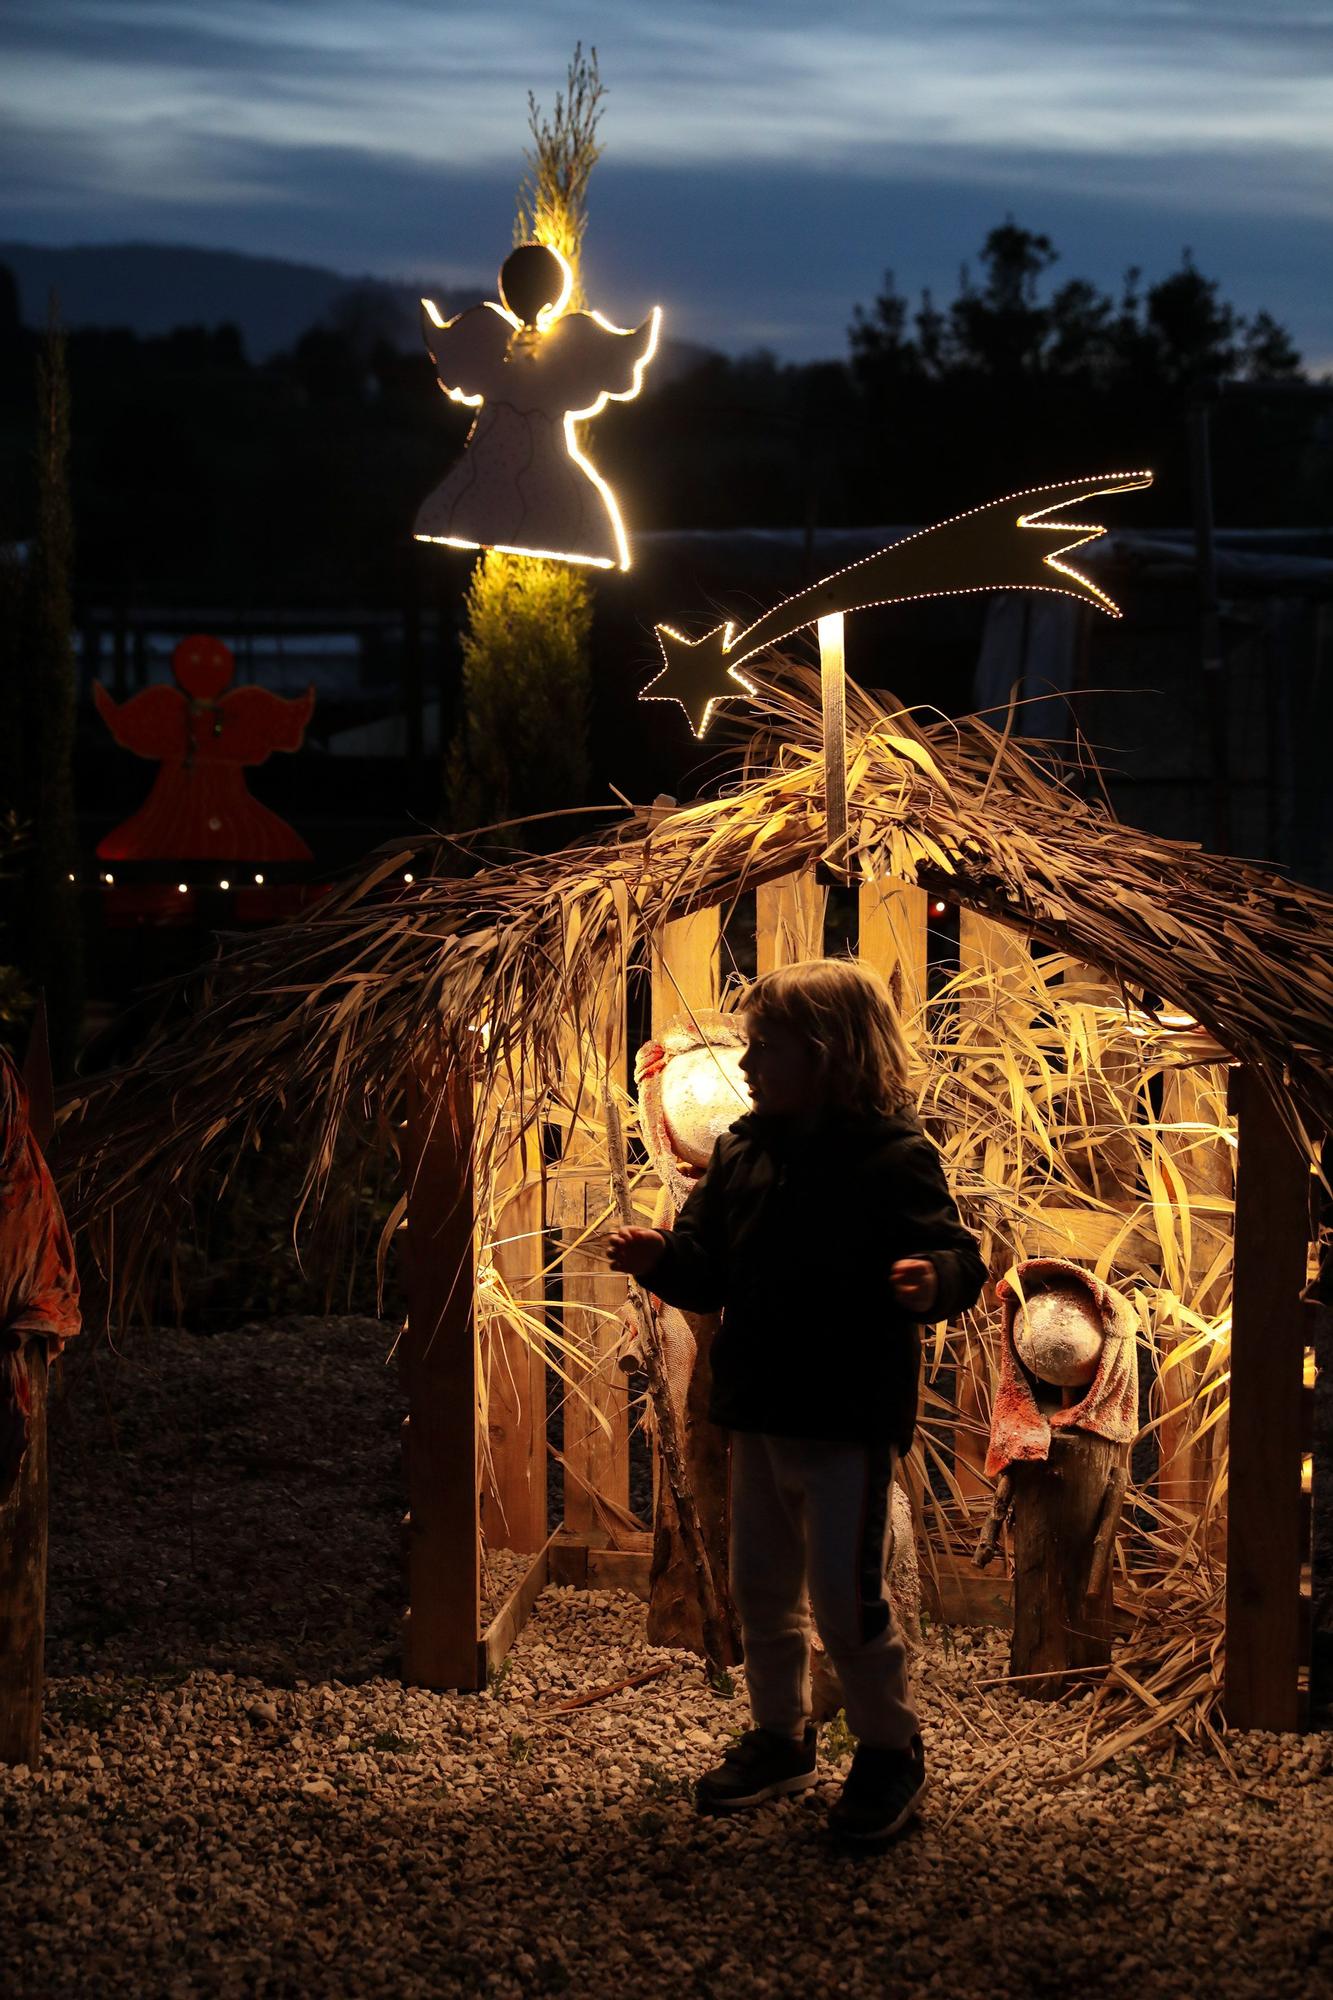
[891,1257,938,1314]
[605,1227,666,1278]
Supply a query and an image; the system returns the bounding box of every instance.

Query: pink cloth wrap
[985,1256,1138,1480]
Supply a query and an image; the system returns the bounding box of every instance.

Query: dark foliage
[0,224,1323,623]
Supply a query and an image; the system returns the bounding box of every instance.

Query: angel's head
[499,243,573,330]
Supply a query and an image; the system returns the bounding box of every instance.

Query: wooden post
[400,1041,483,1690]
[651,908,720,1031]
[755,871,826,973]
[817,613,849,879]
[1224,1065,1309,1731]
[0,998,58,1765]
[858,881,928,1027]
[482,1120,548,1553]
[1009,1431,1124,1698]
[0,1347,48,1765]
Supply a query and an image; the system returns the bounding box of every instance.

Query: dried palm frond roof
[59,669,1333,1311]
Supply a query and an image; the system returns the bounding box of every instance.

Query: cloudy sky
[3,0,1331,366]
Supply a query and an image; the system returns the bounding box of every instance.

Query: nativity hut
[46,672,1333,1775]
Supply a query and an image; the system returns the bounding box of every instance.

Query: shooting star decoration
[640,472,1153,737]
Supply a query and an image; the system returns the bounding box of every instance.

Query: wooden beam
[0,1346,47,1766]
[1224,1066,1310,1731]
[921,1549,1012,1631]
[482,1534,553,1677]
[400,1044,483,1690]
[755,872,826,973]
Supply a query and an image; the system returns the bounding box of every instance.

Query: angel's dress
[416,303,658,570]
[93,681,315,862]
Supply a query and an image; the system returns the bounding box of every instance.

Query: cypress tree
[5,299,84,1073]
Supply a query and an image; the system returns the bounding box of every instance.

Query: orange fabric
[985,1257,1137,1480]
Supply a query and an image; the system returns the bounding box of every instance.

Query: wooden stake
[400,1040,483,1690]
[1,999,58,1765]
[817,612,849,882]
[0,1345,48,1766]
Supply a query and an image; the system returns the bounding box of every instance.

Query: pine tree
[445,46,604,838]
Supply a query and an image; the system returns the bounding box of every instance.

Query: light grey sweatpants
[729,1431,919,1751]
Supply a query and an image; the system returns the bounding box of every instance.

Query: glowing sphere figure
[415,243,661,572]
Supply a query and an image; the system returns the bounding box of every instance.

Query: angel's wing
[92,683,184,760]
[543,307,662,414]
[419,300,514,405]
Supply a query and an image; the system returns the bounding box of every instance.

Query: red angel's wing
[215,685,315,764]
[92,683,185,760]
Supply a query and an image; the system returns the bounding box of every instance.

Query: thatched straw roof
[60,670,1333,1312]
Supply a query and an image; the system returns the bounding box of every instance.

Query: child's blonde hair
[740,957,913,1115]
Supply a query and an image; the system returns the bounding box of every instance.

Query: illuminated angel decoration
[415,242,661,571]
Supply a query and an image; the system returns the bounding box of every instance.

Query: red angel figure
[94,635,314,863]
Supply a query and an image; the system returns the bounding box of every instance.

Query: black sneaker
[827,1735,927,1844]
[695,1726,818,1815]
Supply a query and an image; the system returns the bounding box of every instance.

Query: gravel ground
[3,1317,1332,2000]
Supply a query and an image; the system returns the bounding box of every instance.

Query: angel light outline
[414,242,662,572]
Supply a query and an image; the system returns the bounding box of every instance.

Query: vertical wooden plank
[651,908,721,1034]
[955,910,1037,1502]
[1156,1064,1232,1521]
[400,1044,483,1689]
[1224,1065,1309,1731]
[0,1347,47,1766]
[560,954,630,1535]
[858,881,928,1028]
[958,908,1033,992]
[755,871,826,973]
[483,1121,548,1553]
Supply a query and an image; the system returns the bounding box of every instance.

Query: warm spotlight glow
[403,871,415,884]
[413,534,616,569]
[177,883,188,894]
[254,872,264,884]
[219,879,230,890]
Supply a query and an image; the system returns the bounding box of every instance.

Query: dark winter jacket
[649,1105,986,1451]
